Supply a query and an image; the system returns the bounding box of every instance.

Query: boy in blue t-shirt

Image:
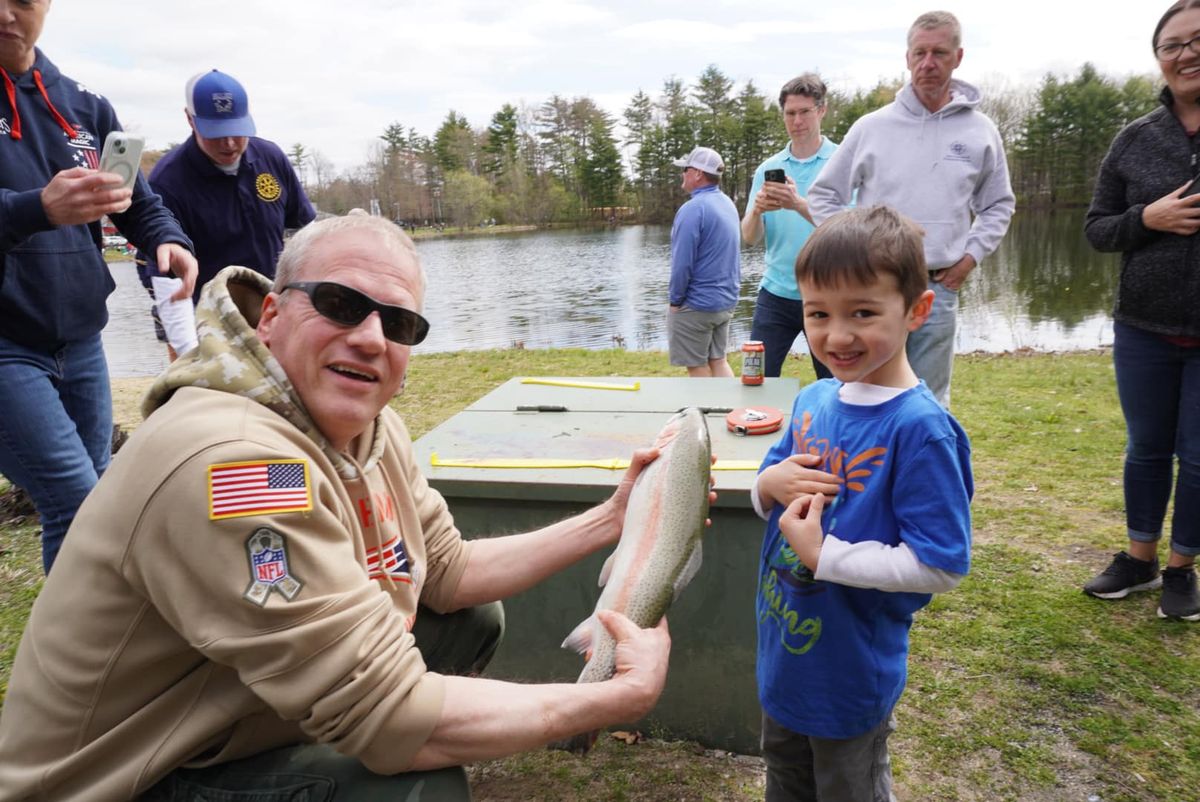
[752,205,973,801]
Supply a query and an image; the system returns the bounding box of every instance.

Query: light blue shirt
[748,137,838,301]
[669,184,741,312]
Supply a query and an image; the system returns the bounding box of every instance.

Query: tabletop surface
[414,376,800,504]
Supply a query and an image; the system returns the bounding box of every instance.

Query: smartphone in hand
[764,168,786,184]
[1182,174,1200,197]
[98,132,145,190]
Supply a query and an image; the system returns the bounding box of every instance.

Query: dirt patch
[111,377,155,429]
[0,484,35,526]
[465,735,765,801]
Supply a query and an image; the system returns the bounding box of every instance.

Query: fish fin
[597,552,616,588]
[561,616,594,655]
[671,542,703,603]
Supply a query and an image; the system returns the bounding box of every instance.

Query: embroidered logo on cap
[208,459,312,520]
[244,527,303,606]
[211,92,235,114]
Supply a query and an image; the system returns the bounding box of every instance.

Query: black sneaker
[1157,566,1200,621]
[1083,551,1161,599]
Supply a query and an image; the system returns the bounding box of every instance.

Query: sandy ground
[111,377,155,431]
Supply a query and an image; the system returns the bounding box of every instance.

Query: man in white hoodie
[808,10,1015,407]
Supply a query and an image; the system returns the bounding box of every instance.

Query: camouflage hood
[141,266,382,479]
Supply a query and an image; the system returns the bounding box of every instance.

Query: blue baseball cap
[185,69,256,139]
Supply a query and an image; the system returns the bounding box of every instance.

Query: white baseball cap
[672,146,725,175]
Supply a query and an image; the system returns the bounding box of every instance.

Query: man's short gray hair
[778,73,828,109]
[273,211,426,298]
[907,10,961,49]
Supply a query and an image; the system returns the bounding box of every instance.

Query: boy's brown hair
[795,205,928,308]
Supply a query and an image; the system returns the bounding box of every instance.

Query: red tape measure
[726,406,784,436]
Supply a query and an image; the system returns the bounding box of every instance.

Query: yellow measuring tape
[519,378,641,391]
[430,453,758,471]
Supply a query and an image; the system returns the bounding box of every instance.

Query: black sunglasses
[283,282,430,346]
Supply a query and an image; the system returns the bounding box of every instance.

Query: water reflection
[961,208,1118,351]
[102,262,168,379]
[103,208,1119,378]
[414,225,767,354]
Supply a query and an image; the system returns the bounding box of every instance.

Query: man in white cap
[138,69,315,357]
[667,146,741,377]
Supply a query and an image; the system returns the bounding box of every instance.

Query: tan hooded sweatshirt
[0,267,470,801]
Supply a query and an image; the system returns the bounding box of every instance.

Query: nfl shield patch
[244,528,303,606]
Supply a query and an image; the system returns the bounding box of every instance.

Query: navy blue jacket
[0,49,192,350]
[142,136,315,302]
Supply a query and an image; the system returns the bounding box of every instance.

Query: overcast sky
[39,1,1167,172]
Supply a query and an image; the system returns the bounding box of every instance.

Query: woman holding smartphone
[0,0,196,572]
[1082,0,1200,620]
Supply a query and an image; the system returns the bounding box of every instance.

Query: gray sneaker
[1157,566,1200,621]
[1083,551,1161,599]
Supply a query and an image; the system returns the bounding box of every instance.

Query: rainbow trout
[558,406,711,754]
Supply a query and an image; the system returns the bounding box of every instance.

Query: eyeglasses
[1155,33,1200,61]
[283,281,430,345]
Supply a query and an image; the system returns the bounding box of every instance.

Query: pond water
[102,208,1116,378]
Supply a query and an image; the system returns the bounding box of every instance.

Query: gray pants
[140,602,505,802]
[762,710,898,802]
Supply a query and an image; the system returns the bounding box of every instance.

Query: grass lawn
[2,349,1197,802]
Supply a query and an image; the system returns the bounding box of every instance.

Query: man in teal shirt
[741,73,837,378]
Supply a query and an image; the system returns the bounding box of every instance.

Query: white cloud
[28,0,1167,172]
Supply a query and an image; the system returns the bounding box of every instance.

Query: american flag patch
[208,460,312,520]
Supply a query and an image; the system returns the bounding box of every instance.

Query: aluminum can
[741,341,764,385]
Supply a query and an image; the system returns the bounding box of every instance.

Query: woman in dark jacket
[0,0,196,572]
[1083,0,1200,620]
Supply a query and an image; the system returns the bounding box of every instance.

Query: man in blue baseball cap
[185,68,256,141]
[137,69,315,357]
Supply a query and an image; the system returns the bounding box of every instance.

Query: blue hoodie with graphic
[0,48,192,350]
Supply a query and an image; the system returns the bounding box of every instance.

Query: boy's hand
[779,493,826,571]
[759,453,842,509]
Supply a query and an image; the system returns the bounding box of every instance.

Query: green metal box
[413,376,799,754]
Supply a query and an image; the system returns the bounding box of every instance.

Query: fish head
[656,406,710,456]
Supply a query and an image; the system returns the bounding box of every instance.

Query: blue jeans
[907,280,958,408]
[1113,322,1200,556]
[0,334,111,573]
[750,288,831,379]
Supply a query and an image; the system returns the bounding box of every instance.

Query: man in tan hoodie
[0,213,677,801]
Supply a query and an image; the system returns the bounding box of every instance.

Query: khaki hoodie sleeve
[381,410,472,614]
[122,410,445,775]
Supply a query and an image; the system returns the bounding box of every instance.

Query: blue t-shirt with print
[755,379,973,739]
